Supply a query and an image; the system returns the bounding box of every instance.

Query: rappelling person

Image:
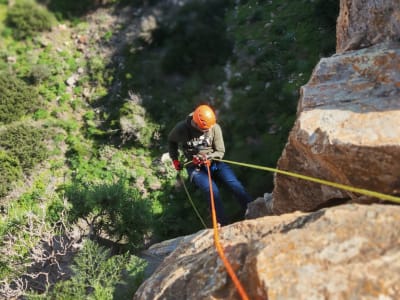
[168,104,254,226]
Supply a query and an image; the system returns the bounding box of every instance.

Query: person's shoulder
[213,123,222,131]
[170,119,188,133]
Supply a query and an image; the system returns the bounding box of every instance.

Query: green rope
[178,173,208,229]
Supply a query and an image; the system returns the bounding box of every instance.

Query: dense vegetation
[0,0,338,298]
[0,71,41,124]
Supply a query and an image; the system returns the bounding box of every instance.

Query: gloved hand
[192,155,202,166]
[172,160,182,171]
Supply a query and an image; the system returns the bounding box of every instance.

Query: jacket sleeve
[209,124,225,159]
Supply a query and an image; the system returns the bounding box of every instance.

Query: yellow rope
[214,158,400,204]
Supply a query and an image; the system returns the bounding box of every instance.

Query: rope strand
[178,173,208,229]
[214,158,400,204]
[205,162,250,300]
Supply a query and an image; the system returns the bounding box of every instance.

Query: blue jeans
[186,161,253,225]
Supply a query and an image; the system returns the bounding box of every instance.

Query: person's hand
[192,155,202,166]
[172,160,182,171]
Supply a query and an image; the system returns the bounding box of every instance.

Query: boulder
[272,42,400,214]
[337,0,400,52]
[134,204,400,299]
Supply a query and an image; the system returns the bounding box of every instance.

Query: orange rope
[205,162,250,300]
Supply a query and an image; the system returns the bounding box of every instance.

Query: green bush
[29,64,52,84]
[0,150,22,197]
[66,179,153,250]
[0,71,41,124]
[33,108,49,120]
[45,196,66,225]
[6,0,54,40]
[0,123,49,171]
[46,239,147,299]
[119,100,159,147]
[36,0,117,20]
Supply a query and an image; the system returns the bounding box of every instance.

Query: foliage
[65,132,93,160]
[219,0,338,193]
[6,0,54,40]
[35,0,128,20]
[0,71,41,124]
[0,123,49,171]
[115,0,338,199]
[0,150,22,197]
[46,239,147,299]
[45,196,66,225]
[33,108,49,120]
[0,184,50,290]
[29,64,53,84]
[154,186,210,238]
[154,0,234,75]
[119,98,160,147]
[0,3,7,35]
[118,0,232,133]
[65,178,153,250]
[0,0,341,292]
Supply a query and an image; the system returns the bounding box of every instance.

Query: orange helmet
[192,105,216,130]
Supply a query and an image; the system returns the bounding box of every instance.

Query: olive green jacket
[168,115,225,162]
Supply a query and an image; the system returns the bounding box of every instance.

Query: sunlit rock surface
[134,204,400,300]
[272,42,400,214]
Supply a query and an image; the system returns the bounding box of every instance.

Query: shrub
[47,240,147,299]
[119,98,159,147]
[29,64,52,84]
[45,196,66,225]
[33,109,49,120]
[65,179,153,250]
[36,0,119,20]
[0,71,41,124]
[0,150,22,197]
[0,123,49,171]
[6,0,54,40]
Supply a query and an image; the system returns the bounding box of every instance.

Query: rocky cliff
[272,0,400,214]
[133,0,400,299]
[134,204,400,299]
[272,41,400,214]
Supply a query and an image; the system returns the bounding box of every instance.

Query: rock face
[134,204,400,300]
[337,0,400,52]
[272,42,400,214]
[133,1,400,299]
